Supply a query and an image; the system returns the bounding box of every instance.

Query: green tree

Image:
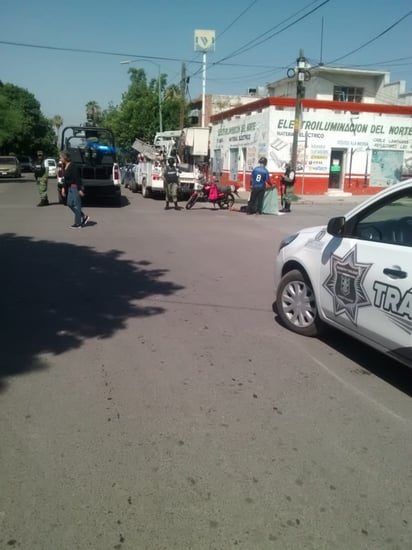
[101,67,188,150]
[85,101,102,126]
[162,83,188,132]
[0,83,56,157]
[0,95,24,151]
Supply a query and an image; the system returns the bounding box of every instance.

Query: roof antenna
[319,17,324,66]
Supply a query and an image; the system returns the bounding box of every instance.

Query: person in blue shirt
[247,156,271,214]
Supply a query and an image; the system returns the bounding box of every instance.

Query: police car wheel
[276,269,322,337]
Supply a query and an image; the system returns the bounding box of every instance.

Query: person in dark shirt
[59,151,90,228]
[163,157,181,210]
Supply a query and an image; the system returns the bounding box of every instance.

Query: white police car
[274,178,412,368]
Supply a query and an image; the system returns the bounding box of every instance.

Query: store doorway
[230,148,239,182]
[328,149,345,189]
[213,149,222,180]
[241,147,247,189]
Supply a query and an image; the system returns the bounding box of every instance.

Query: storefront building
[210,97,412,195]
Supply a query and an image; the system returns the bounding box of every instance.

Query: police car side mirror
[327,216,346,237]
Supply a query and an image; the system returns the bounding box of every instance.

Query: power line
[217,0,259,39]
[200,68,278,83]
[214,0,330,64]
[185,0,328,83]
[326,10,412,65]
[0,40,197,65]
[177,0,261,92]
[0,39,286,71]
[167,1,260,88]
[307,55,412,68]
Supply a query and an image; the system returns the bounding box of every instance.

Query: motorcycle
[185,176,238,210]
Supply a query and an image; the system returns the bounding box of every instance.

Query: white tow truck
[129,137,163,198]
[130,127,210,199]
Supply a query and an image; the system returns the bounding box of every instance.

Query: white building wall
[210,103,412,192]
[267,68,412,105]
[380,81,412,106]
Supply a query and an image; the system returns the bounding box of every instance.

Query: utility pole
[289,49,308,171]
[179,63,186,130]
[201,50,207,127]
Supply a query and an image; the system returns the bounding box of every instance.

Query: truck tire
[130,178,137,193]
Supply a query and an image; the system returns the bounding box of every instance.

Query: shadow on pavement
[0,233,183,393]
[80,194,130,208]
[321,328,412,397]
[272,308,412,397]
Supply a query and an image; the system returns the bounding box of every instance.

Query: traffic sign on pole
[194,30,215,52]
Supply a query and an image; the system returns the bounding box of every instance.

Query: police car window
[354,191,412,247]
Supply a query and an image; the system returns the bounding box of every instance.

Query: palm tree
[85,101,102,126]
[52,115,63,145]
[163,84,181,101]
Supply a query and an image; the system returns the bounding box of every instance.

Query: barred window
[333,86,363,102]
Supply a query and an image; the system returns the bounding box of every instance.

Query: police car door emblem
[340,274,351,296]
[323,245,372,325]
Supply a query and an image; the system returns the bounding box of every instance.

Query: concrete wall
[267,68,412,106]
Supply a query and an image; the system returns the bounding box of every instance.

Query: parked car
[274,179,412,369]
[0,156,21,178]
[18,155,34,172]
[44,158,57,177]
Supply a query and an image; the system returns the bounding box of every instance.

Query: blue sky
[1,0,411,127]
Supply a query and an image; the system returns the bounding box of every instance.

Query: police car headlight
[278,233,298,252]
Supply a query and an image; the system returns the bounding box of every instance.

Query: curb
[229,204,245,213]
[230,199,365,213]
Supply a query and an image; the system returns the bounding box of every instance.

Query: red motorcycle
[185,176,238,210]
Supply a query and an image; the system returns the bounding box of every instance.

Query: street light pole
[156,68,163,133]
[120,59,163,133]
[288,49,307,171]
[201,50,206,127]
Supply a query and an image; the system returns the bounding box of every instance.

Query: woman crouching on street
[60,150,90,228]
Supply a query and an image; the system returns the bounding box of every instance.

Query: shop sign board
[210,106,412,187]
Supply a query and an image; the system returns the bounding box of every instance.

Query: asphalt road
[1,175,411,550]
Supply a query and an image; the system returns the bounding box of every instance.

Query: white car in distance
[44,158,57,177]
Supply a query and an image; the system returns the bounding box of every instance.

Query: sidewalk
[233,189,369,211]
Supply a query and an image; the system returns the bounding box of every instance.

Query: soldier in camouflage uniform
[34,150,49,206]
[163,157,181,210]
[280,163,295,213]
